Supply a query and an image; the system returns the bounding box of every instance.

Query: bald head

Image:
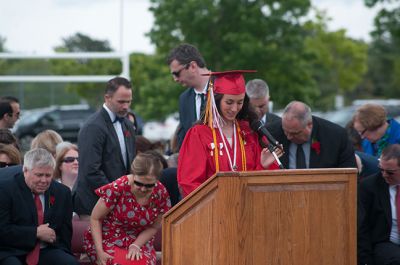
[282,101,312,127]
[282,101,313,144]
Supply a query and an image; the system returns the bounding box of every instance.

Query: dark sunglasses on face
[378,166,400,176]
[133,180,156,189]
[0,161,16,168]
[171,63,189,78]
[62,156,79,163]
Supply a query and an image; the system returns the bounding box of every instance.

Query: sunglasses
[378,166,400,176]
[133,180,156,189]
[171,63,189,78]
[62,156,79,163]
[0,161,16,168]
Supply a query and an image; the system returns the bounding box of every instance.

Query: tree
[0,36,6,52]
[54,32,112,52]
[304,13,368,110]
[148,0,319,108]
[130,53,181,120]
[51,32,120,106]
[364,0,400,98]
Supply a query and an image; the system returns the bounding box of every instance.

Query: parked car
[323,100,400,127]
[13,105,96,151]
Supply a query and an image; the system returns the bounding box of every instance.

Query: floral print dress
[83,175,171,265]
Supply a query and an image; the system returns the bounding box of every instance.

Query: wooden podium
[162,168,357,265]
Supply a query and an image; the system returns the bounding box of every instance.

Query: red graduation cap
[203,70,257,95]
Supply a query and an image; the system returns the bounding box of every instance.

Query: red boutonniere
[49,195,55,208]
[124,130,131,137]
[311,138,321,155]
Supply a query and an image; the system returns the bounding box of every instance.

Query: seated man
[0,148,78,265]
[266,100,356,169]
[358,144,400,265]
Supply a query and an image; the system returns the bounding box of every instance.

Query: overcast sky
[0,0,381,54]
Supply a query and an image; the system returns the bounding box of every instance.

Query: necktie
[396,186,400,235]
[296,144,307,169]
[200,94,206,112]
[26,194,43,265]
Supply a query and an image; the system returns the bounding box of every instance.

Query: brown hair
[54,142,78,180]
[353,104,387,130]
[30,130,63,157]
[381,144,400,166]
[130,152,163,178]
[0,143,21,165]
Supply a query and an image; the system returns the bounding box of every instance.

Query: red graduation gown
[178,120,276,197]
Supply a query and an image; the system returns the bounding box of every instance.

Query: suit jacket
[266,116,356,168]
[264,112,281,125]
[73,107,136,215]
[358,173,392,265]
[177,88,197,150]
[0,166,73,260]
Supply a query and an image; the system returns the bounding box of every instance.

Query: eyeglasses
[0,161,16,168]
[62,156,79,163]
[378,166,400,176]
[171,63,189,78]
[357,128,368,136]
[133,180,156,189]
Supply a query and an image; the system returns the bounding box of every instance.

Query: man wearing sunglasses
[167,43,210,150]
[358,144,400,265]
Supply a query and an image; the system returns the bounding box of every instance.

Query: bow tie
[113,116,125,123]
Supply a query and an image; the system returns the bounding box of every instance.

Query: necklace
[218,121,237,171]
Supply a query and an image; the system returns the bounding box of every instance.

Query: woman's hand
[127,243,143,260]
[260,145,284,168]
[96,250,112,265]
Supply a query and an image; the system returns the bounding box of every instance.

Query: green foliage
[363,0,400,98]
[304,14,368,109]
[54,32,112,52]
[148,0,319,109]
[51,32,120,107]
[0,36,6,52]
[130,53,181,120]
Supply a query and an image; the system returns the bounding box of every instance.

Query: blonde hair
[353,104,387,130]
[0,143,22,165]
[30,130,63,157]
[54,142,78,180]
[130,152,163,178]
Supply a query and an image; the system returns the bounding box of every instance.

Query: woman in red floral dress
[83,152,171,265]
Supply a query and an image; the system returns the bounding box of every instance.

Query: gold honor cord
[236,120,247,171]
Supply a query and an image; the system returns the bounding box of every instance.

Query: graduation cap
[203,70,257,95]
[202,70,256,129]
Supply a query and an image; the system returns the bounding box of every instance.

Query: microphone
[250,120,285,169]
[250,120,280,147]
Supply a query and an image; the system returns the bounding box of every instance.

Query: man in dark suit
[0,148,78,265]
[245,79,281,125]
[73,77,136,218]
[266,101,356,169]
[358,144,400,265]
[167,43,210,150]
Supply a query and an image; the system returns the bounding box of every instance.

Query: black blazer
[177,88,197,150]
[73,107,136,215]
[0,167,73,260]
[266,116,356,168]
[358,173,392,265]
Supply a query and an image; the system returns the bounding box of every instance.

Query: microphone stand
[266,143,285,169]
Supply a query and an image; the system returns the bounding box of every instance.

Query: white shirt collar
[103,103,116,122]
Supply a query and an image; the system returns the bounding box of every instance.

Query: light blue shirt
[288,140,311,169]
[389,185,399,245]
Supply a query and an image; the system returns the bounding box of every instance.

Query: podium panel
[163,169,357,265]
